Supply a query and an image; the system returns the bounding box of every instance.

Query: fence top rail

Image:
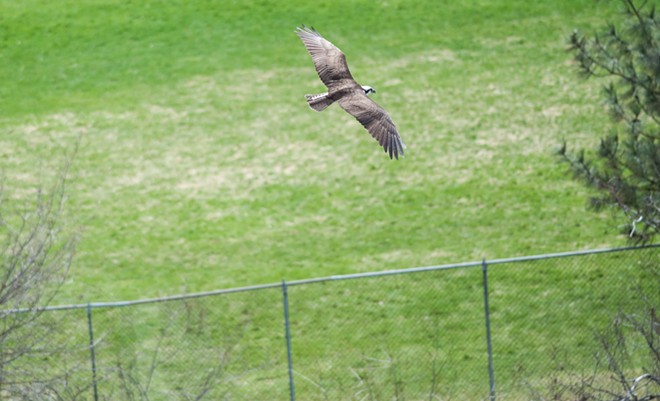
[3,244,657,314]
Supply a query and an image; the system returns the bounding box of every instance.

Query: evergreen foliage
[562,0,660,241]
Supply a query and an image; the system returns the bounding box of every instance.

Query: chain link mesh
[91,287,288,401]
[287,267,487,400]
[0,246,657,400]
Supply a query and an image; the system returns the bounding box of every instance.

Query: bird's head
[362,86,376,96]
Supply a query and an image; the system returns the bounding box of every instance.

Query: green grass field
[2,1,657,399]
[1,0,629,303]
[15,248,655,401]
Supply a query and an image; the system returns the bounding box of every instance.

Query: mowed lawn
[0,0,628,303]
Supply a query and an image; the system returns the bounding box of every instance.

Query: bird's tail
[305,93,334,112]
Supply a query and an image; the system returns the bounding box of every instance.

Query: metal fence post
[282,280,296,401]
[86,303,99,401]
[482,260,496,401]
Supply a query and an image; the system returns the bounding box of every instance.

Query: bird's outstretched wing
[338,93,406,159]
[295,25,355,91]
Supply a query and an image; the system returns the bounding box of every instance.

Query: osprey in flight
[296,25,406,159]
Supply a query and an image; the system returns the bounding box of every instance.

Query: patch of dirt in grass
[386,48,461,70]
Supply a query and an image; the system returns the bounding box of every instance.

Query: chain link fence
[1,245,658,400]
